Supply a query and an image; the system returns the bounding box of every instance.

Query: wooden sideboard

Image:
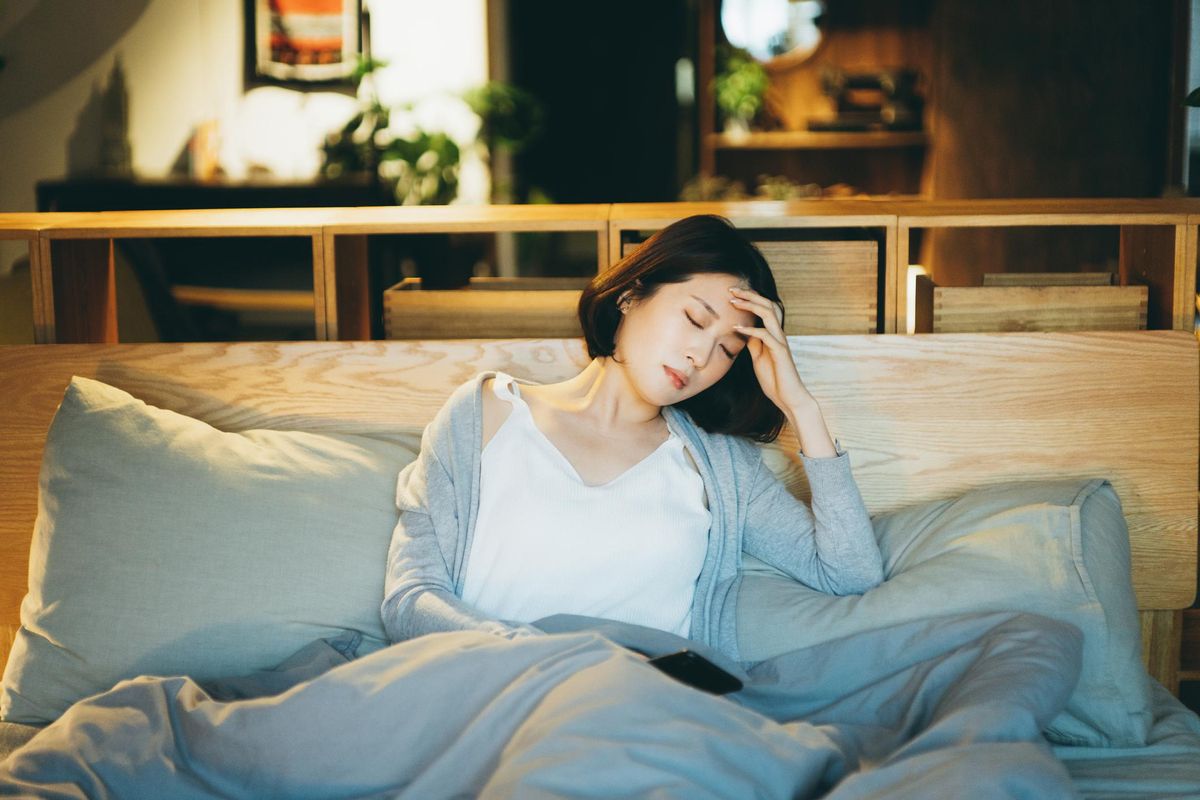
[3,199,1197,344]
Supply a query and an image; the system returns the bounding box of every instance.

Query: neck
[546,357,663,431]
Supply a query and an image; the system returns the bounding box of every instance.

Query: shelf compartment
[383,277,587,340]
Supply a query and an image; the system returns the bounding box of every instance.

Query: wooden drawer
[383,277,586,339]
[622,239,878,335]
[914,275,1147,333]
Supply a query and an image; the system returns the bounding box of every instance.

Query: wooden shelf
[708,130,929,151]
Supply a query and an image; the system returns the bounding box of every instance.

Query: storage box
[383,277,587,339]
[914,275,1147,333]
[621,239,878,334]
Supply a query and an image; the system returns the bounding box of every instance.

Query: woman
[381,214,884,661]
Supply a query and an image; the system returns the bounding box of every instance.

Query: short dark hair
[577,214,786,443]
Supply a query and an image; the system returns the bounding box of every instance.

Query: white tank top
[460,373,711,636]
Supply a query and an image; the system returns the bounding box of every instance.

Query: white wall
[0,0,488,274]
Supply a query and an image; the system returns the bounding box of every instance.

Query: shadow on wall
[0,0,151,119]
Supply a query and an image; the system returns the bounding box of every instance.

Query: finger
[729,292,785,339]
[733,323,788,355]
[729,287,784,326]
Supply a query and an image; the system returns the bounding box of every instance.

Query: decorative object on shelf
[756,174,821,200]
[246,0,362,86]
[714,45,771,137]
[320,56,461,205]
[720,0,824,67]
[679,174,749,201]
[809,67,924,132]
[97,58,133,178]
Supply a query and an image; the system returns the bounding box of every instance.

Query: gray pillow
[1,376,419,724]
[737,478,1152,748]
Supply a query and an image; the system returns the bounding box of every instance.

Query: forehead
[658,273,748,298]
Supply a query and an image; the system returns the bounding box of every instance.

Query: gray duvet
[0,610,1083,799]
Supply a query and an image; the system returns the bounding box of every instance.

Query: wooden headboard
[0,331,1195,689]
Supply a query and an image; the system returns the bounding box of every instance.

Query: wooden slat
[28,238,50,344]
[982,272,1115,286]
[0,331,1193,637]
[320,204,610,235]
[40,208,328,238]
[312,232,329,341]
[170,286,315,314]
[881,219,898,333]
[1175,224,1198,332]
[928,285,1147,333]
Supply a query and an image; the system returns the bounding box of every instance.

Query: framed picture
[245,0,362,86]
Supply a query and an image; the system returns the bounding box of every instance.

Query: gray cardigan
[381,371,883,661]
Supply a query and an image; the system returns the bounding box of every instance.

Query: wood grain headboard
[0,331,1195,689]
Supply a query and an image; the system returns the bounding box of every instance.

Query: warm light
[906,264,928,334]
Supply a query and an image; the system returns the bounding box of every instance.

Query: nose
[685,339,714,371]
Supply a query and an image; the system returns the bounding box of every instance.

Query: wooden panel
[1120,225,1177,331]
[755,241,878,334]
[332,234,370,341]
[0,331,1193,636]
[49,239,117,343]
[982,272,1115,286]
[383,278,586,339]
[1141,610,1182,697]
[928,285,1147,333]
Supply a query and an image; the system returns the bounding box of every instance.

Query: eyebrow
[690,294,720,320]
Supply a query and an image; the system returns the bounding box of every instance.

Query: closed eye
[685,312,703,329]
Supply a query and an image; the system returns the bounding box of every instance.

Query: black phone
[647,649,744,695]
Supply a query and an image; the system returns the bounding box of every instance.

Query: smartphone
[647,649,744,695]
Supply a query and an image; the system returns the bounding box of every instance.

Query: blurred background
[0,0,1198,343]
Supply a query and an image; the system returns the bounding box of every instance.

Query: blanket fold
[0,611,1082,799]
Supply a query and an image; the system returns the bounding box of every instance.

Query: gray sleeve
[740,445,883,595]
[380,406,541,643]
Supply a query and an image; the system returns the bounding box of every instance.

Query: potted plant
[714,46,769,137]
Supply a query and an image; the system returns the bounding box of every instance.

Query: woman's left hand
[729,287,816,416]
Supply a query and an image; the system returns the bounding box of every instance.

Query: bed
[0,331,1197,797]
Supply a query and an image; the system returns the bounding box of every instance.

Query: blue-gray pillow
[1,377,419,724]
[737,478,1152,747]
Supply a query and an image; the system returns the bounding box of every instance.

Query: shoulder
[665,406,765,474]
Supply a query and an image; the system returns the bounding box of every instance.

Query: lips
[664,365,688,390]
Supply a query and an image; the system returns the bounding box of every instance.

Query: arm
[380,394,541,643]
[729,286,882,593]
[741,442,883,595]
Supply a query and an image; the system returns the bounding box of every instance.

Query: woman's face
[614,272,760,406]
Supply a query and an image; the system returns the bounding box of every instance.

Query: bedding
[0,376,420,724]
[737,478,1150,747]
[2,373,1198,797]
[0,611,1086,799]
